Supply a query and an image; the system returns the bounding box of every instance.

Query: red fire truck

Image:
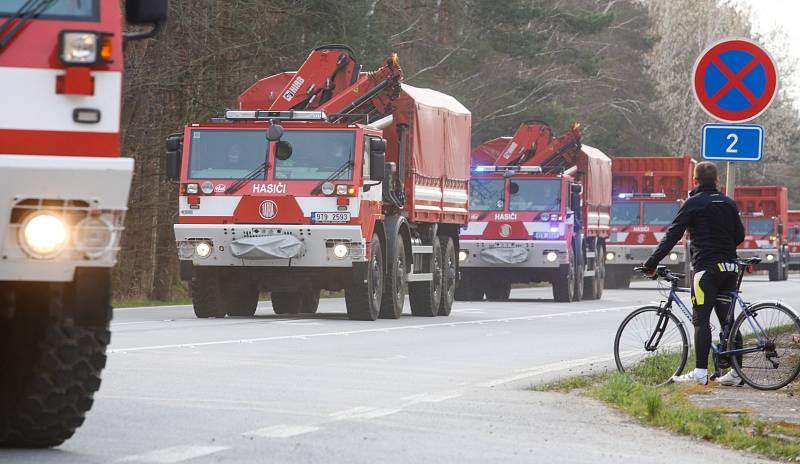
[605,156,695,288]
[167,45,470,321]
[0,0,166,448]
[735,185,790,281]
[456,123,612,302]
[789,210,800,270]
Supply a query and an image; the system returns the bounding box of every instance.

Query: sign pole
[725,161,735,199]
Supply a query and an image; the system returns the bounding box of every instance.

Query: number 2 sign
[701,124,763,162]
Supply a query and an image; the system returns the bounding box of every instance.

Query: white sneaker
[718,369,744,386]
[672,370,708,385]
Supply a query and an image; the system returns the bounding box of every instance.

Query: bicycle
[613,257,800,390]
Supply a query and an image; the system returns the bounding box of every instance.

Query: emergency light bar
[473,165,543,173]
[616,193,667,199]
[225,110,328,121]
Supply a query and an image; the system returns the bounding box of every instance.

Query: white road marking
[402,390,462,404]
[108,304,640,354]
[117,444,230,463]
[274,320,324,326]
[477,355,615,388]
[243,424,323,438]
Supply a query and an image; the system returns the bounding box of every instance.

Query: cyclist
[643,161,745,385]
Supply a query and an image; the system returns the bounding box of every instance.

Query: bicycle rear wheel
[730,302,800,390]
[614,306,689,387]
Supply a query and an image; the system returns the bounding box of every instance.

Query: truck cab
[789,211,800,270]
[735,185,789,281]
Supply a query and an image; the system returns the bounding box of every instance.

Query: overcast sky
[732,0,800,110]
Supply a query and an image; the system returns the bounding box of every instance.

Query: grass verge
[533,372,800,462]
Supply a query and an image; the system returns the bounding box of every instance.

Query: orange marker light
[100,37,113,62]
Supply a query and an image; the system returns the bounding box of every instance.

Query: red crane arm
[492,122,582,173]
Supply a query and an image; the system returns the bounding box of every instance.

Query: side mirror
[370,138,387,153]
[509,182,520,195]
[164,133,182,181]
[267,121,284,141]
[275,140,293,160]
[124,0,168,42]
[570,183,583,194]
[777,223,784,235]
[370,151,386,181]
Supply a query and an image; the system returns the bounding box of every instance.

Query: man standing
[643,161,745,385]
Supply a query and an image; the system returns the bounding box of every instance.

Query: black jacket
[644,184,745,271]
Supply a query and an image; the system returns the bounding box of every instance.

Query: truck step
[407,273,433,282]
[584,270,595,277]
[412,245,433,254]
[586,251,596,259]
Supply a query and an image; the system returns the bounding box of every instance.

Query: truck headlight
[606,252,615,261]
[766,254,775,261]
[19,212,69,259]
[333,243,349,259]
[545,251,558,262]
[59,31,112,65]
[195,241,212,258]
[458,250,468,262]
[669,252,678,262]
[73,216,114,258]
[178,241,195,259]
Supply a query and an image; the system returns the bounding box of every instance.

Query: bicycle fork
[645,308,670,351]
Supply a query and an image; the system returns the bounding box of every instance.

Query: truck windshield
[0,0,98,20]
[508,179,561,212]
[188,130,267,180]
[469,179,505,211]
[643,202,679,225]
[747,219,774,236]
[611,202,640,224]
[274,131,355,180]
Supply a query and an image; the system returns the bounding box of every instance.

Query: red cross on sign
[692,38,778,123]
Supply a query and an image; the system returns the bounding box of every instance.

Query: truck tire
[583,244,605,300]
[768,263,780,281]
[552,252,576,302]
[191,268,226,318]
[485,281,511,301]
[0,270,111,448]
[345,234,384,321]
[409,236,442,317]
[573,244,584,302]
[438,236,456,316]
[380,236,406,319]
[271,291,302,315]
[225,277,260,317]
[300,288,320,314]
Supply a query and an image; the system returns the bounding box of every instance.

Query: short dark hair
[695,161,717,186]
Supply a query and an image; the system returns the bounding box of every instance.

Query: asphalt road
[4,275,798,463]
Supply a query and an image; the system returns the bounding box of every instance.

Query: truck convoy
[456,122,612,302]
[0,0,167,448]
[735,185,790,281]
[605,156,695,289]
[789,210,800,270]
[168,45,471,321]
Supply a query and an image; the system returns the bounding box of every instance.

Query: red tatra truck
[735,185,790,281]
[0,0,166,447]
[789,211,800,270]
[167,46,470,321]
[456,123,612,302]
[605,156,695,289]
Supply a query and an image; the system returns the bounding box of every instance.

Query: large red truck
[735,185,790,281]
[0,0,166,447]
[456,123,612,302]
[167,46,470,321]
[605,156,695,288]
[789,210,800,270]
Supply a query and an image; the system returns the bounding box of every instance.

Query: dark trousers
[691,264,741,369]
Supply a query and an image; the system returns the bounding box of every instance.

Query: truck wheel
[409,236,442,317]
[380,236,406,319]
[0,269,111,447]
[573,244,584,302]
[469,285,486,301]
[768,263,780,281]
[485,281,511,301]
[454,274,470,301]
[225,277,259,317]
[583,245,605,300]
[191,268,226,318]
[300,288,321,314]
[345,233,384,321]
[271,291,301,315]
[552,253,575,302]
[438,237,456,316]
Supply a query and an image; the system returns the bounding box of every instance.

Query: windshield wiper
[226,161,269,195]
[0,0,56,50]
[311,160,354,194]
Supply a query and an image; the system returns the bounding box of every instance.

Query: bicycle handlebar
[634,266,685,284]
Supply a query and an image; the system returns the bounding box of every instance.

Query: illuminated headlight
[195,241,212,258]
[546,251,558,262]
[669,252,678,262]
[766,254,775,261]
[606,252,615,261]
[186,183,199,194]
[18,212,69,259]
[73,216,114,259]
[178,241,195,259]
[333,243,349,259]
[321,182,335,196]
[59,31,111,65]
[458,250,468,262]
[201,181,214,194]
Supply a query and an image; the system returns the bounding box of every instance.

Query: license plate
[311,212,351,223]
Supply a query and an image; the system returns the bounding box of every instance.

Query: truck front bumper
[174,224,367,268]
[458,239,568,269]
[605,244,686,266]
[0,155,132,282]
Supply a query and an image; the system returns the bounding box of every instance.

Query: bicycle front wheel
[614,306,689,387]
[730,302,800,390]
